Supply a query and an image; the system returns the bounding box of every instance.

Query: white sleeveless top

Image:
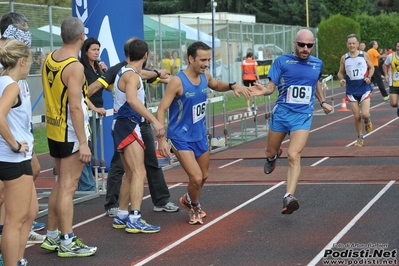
[0,76,33,162]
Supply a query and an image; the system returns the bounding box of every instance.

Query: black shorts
[0,160,32,181]
[243,80,256,87]
[389,86,399,95]
[48,139,79,158]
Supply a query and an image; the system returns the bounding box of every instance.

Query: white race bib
[192,101,206,124]
[286,85,312,104]
[393,72,399,81]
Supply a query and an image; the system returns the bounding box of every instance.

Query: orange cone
[338,98,350,112]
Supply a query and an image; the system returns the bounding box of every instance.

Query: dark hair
[33,51,43,60]
[187,41,211,62]
[80,37,100,68]
[369,41,377,48]
[0,12,28,35]
[128,39,148,61]
[246,52,253,58]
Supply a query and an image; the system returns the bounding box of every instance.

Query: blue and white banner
[72,0,144,169]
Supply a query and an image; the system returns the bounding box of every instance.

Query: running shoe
[27,230,45,244]
[0,254,3,266]
[354,137,363,147]
[264,148,283,174]
[384,95,390,101]
[17,258,27,266]
[397,108,399,117]
[281,194,299,214]
[41,235,61,251]
[32,221,45,231]
[112,215,129,229]
[57,237,97,258]
[178,194,206,218]
[106,207,119,217]
[125,218,160,233]
[189,205,203,225]
[153,202,179,212]
[365,120,372,133]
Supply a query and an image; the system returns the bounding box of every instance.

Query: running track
[26,86,399,266]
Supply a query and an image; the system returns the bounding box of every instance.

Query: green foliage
[318,14,360,76]
[356,12,399,49]
[323,0,365,17]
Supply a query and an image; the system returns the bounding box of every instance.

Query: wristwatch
[229,82,236,90]
[11,141,21,153]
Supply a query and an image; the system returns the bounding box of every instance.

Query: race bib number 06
[286,85,311,104]
[192,101,206,124]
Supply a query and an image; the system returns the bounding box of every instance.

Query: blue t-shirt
[268,53,323,114]
[167,71,208,141]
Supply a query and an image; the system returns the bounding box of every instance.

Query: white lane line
[133,181,286,266]
[307,180,395,266]
[218,159,243,168]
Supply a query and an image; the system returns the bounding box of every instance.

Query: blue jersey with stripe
[344,51,372,95]
[167,71,208,141]
[113,66,145,124]
[268,53,323,113]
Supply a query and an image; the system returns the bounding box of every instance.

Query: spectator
[77,37,108,192]
[0,39,38,266]
[40,17,97,258]
[171,50,181,75]
[367,41,389,100]
[241,52,260,112]
[29,51,44,74]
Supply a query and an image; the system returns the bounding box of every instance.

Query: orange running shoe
[189,205,204,225]
[179,194,206,218]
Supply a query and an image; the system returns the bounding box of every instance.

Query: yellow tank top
[42,51,90,142]
[391,53,399,87]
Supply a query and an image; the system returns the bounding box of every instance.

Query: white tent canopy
[168,21,221,48]
[38,25,61,36]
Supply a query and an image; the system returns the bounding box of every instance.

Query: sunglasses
[296,42,314,48]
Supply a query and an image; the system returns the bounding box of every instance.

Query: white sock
[284,192,291,198]
[129,214,141,223]
[117,210,128,219]
[186,193,192,202]
[47,229,59,240]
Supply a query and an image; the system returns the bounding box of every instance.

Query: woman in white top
[0,40,37,266]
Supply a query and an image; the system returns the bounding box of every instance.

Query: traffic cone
[339,98,350,112]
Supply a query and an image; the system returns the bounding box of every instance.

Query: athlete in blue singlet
[156,41,258,225]
[252,29,333,215]
[338,34,374,147]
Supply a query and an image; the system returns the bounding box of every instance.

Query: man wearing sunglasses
[251,29,332,214]
[337,34,374,148]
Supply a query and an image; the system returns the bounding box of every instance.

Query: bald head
[296,29,314,43]
[294,29,315,60]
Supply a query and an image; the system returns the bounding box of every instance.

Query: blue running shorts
[270,105,313,134]
[170,135,209,158]
[112,118,145,152]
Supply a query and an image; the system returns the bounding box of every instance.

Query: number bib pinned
[286,85,312,104]
[192,101,206,124]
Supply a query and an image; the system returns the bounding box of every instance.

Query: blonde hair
[0,39,30,71]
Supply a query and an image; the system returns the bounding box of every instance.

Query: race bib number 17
[286,85,312,104]
[192,101,206,124]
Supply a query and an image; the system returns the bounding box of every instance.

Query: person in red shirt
[241,52,260,111]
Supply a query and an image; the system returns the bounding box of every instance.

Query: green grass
[33,126,48,154]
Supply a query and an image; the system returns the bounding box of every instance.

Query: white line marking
[133,181,286,266]
[311,157,329,166]
[307,180,395,266]
[218,159,243,168]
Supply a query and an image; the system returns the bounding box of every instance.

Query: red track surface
[26,87,399,266]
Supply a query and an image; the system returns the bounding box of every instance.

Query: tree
[322,0,365,17]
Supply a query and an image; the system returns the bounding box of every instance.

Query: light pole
[211,0,217,77]
[306,0,309,28]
